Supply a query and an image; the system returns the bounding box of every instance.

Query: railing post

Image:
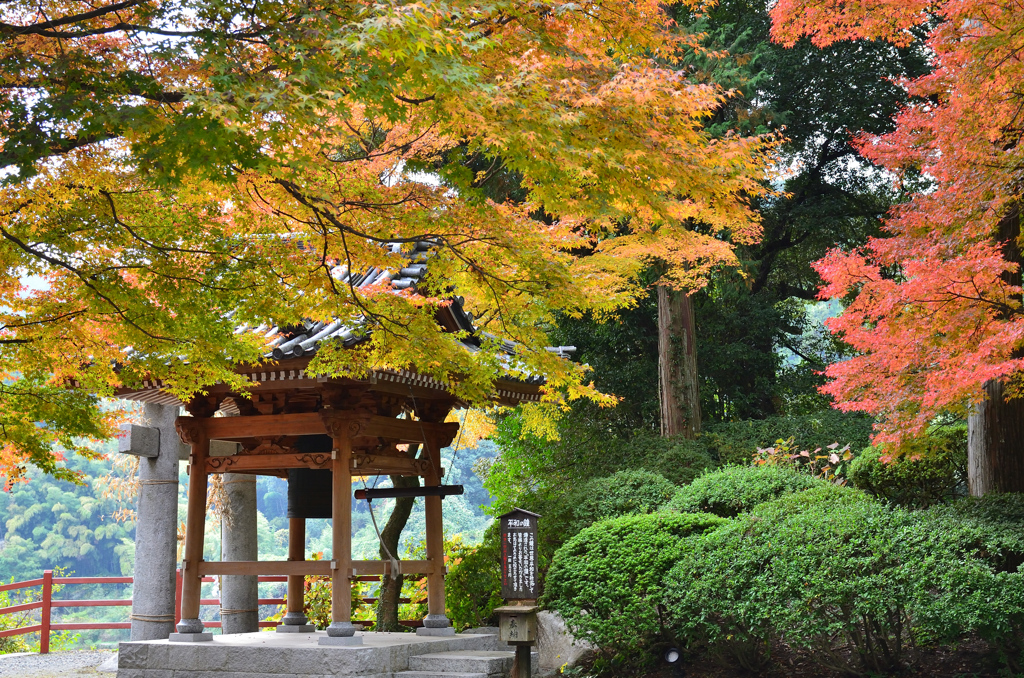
[174,569,182,626]
[40,570,52,654]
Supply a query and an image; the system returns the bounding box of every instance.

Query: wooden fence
[0,570,420,653]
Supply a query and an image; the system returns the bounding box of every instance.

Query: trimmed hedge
[918,494,1024,672]
[664,487,1024,676]
[666,487,927,674]
[665,464,823,517]
[544,512,725,654]
[568,469,678,533]
[849,425,967,507]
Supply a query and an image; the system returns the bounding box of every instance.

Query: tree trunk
[658,285,701,439]
[375,445,421,632]
[968,208,1024,495]
[968,379,1024,495]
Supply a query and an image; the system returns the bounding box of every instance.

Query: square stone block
[415,627,456,637]
[118,424,160,458]
[168,632,214,642]
[276,624,317,633]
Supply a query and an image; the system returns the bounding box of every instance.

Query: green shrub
[918,494,1024,672]
[702,412,875,465]
[644,440,716,486]
[544,512,725,656]
[665,464,823,518]
[568,469,678,533]
[747,482,875,518]
[849,425,967,507]
[496,469,680,580]
[444,528,504,631]
[666,489,932,675]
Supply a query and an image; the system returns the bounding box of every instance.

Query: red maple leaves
[771,0,1024,442]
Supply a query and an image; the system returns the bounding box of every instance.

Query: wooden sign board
[499,508,540,600]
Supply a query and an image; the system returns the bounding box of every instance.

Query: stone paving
[0,650,116,677]
[117,630,507,678]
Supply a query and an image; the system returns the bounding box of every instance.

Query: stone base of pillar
[415,627,456,637]
[317,635,363,646]
[326,621,358,637]
[422,614,451,628]
[176,618,205,634]
[275,624,316,633]
[168,632,214,642]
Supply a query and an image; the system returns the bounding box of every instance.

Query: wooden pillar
[321,412,359,643]
[288,518,306,616]
[422,427,451,631]
[173,417,212,640]
[277,517,314,632]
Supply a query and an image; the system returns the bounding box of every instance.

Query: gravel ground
[0,651,115,677]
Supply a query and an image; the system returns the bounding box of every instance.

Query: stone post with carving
[124,403,181,641]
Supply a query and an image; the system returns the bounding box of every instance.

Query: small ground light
[663,647,684,677]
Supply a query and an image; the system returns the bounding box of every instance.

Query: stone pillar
[220,473,259,634]
[172,416,212,641]
[127,403,180,641]
[419,426,453,635]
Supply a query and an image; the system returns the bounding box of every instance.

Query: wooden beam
[351,454,433,477]
[206,453,332,474]
[205,453,433,477]
[195,411,458,446]
[204,412,325,439]
[353,560,436,575]
[200,561,331,576]
[198,560,436,577]
[322,411,459,446]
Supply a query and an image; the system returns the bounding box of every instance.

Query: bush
[918,494,1024,672]
[666,488,932,675]
[444,527,504,631]
[644,440,716,486]
[849,425,967,507]
[568,469,678,533]
[702,412,875,466]
[665,464,823,518]
[544,512,725,656]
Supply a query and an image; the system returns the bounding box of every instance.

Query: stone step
[395,673,490,678]
[409,650,515,674]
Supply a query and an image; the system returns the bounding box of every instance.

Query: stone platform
[116,630,516,678]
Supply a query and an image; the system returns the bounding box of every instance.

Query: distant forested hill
[0,442,135,582]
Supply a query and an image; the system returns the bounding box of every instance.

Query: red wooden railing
[0,570,422,653]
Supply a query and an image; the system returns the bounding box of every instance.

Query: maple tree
[635,0,929,438]
[0,0,773,484]
[770,0,1024,482]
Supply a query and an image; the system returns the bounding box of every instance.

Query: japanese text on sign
[500,509,539,599]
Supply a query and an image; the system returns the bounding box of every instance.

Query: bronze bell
[286,435,334,519]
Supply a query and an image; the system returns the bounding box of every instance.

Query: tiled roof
[236,241,574,382]
[107,240,574,405]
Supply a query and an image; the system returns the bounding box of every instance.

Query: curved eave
[110,363,542,409]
